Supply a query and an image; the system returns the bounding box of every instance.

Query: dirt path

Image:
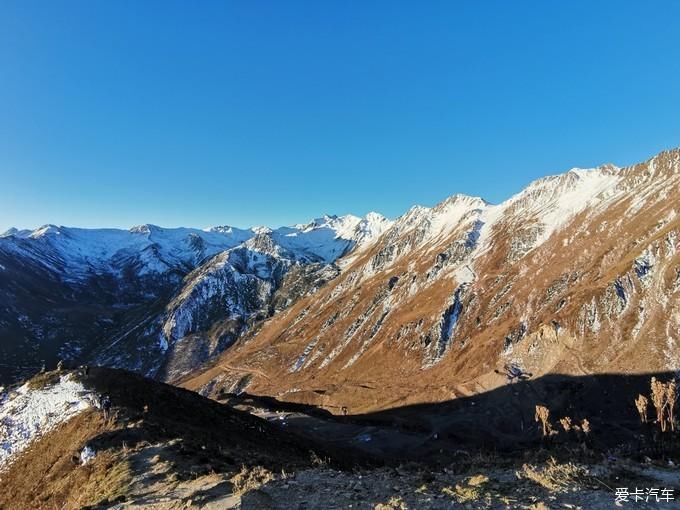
[219,363,273,382]
[561,339,589,375]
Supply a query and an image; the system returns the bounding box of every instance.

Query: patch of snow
[437,288,464,358]
[634,250,656,284]
[0,374,94,472]
[80,445,96,465]
[452,265,476,285]
[290,339,319,373]
[158,333,169,353]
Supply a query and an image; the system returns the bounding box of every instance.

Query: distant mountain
[182,149,680,414]
[0,213,391,383]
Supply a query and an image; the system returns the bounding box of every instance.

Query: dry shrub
[559,417,572,433]
[535,405,552,437]
[651,377,667,431]
[667,380,677,432]
[517,458,587,492]
[635,394,649,424]
[309,449,329,466]
[442,484,481,503]
[230,465,275,496]
[650,377,678,433]
[467,474,489,487]
[375,496,408,510]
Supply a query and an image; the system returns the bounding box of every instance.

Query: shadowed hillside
[212,371,680,464]
[0,368,365,509]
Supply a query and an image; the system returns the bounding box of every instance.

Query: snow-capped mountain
[183,149,680,414]
[0,213,391,383]
[0,214,390,281]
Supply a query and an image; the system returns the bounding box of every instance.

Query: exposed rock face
[184,149,680,412]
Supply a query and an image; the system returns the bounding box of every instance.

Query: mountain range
[1,148,679,413]
[0,213,391,382]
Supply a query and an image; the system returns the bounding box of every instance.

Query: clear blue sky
[1,1,679,231]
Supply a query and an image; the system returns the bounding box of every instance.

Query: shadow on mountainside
[220,371,680,463]
[2,368,679,508]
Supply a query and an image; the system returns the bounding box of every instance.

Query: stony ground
[104,450,680,509]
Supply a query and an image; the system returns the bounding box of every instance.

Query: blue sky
[1,1,679,231]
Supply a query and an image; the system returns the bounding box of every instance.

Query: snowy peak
[353,212,393,246]
[520,164,621,204]
[29,224,64,238]
[129,224,158,236]
[207,224,256,237]
[436,193,490,210]
[494,164,622,242]
[364,211,390,224]
[385,194,488,245]
[0,227,31,238]
[296,214,347,232]
[270,213,393,263]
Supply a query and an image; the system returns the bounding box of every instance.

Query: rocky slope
[0,214,390,383]
[184,148,680,413]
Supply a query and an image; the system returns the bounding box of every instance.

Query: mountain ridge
[181,148,680,414]
[1,148,679,393]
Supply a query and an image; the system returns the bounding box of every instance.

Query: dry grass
[442,484,481,503]
[517,458,587,493]
[441,473,490,504]
[71,453,133,508]
[635,394,649,423]
[26,370,62,390]
[230,465,275,496]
